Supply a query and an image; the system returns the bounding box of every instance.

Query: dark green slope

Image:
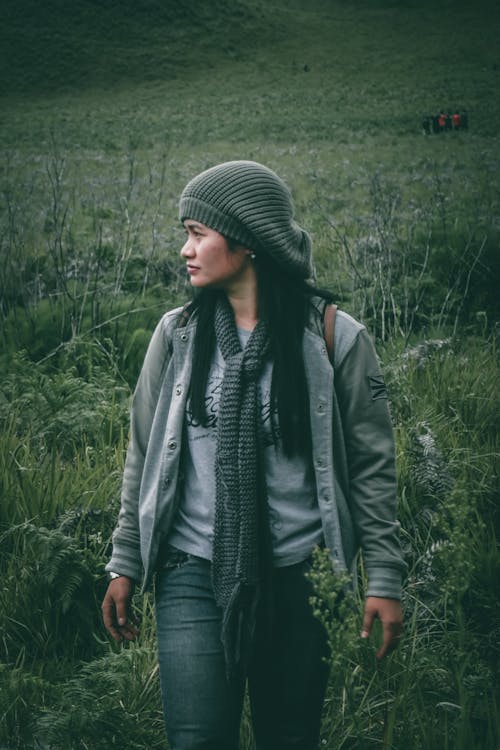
[0,0,273,94]
[2,0,498,98]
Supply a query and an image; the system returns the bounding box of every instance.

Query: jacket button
[163,476,170,489]
[167,440,177,450]
[317,402,325,413]
[180,333,188,341]
[175,385,182,395]
[316,458,324,468]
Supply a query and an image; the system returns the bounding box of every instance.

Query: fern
[38,646,164,750]
[402,338,452,369]
[0,522,102,663]
[0,350,130,456]
[0,663,51,748]
[409,420,453,500]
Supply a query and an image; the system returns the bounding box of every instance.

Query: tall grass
[1,163,498,747]
[301,333,499,750]
[2,329,498,748]
[1,160,499,750]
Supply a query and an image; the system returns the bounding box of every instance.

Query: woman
[102,160,406,750]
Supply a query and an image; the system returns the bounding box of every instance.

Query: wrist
[107,571,125,582]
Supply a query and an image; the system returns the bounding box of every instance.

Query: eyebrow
[184,221,205,230]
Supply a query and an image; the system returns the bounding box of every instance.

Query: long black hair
[186,248,334,457]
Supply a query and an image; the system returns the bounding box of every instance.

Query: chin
[191,278,222,289]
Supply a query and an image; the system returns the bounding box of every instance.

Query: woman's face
[181,220,254,291]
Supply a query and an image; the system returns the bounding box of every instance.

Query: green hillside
[2,0,499,327]
[2,0,499,115]
[0,0,273,94]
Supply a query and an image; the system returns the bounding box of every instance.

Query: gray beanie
[179,160,313,278]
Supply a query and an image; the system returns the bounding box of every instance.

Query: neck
[227,289,258,331]
[224,270,259,331]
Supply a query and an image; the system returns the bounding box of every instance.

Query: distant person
[461,110,469,129]
[101,160,406,750]
[422,116,431,135]
[445,112,453,131]
[452,112,461,130]
[432,114,440,134]
[438,112,447,132]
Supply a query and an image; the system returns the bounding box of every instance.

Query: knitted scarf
[212,296,271,682]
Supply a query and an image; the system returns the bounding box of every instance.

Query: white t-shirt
[168,328,323,567]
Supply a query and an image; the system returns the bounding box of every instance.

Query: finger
[376,623,403,661]
[118,622,140,641]
[102,596,124,642]
[361,604,375,639]
[113,585,136,627]
[115,597,129,628]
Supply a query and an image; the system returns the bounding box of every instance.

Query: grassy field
[1,0,499,747]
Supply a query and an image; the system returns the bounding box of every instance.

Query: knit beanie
[179,160,313,278]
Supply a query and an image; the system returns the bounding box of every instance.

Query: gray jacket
[106,299,406,599]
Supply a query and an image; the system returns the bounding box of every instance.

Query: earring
[250,252,256,260]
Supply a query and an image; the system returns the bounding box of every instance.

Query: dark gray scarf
[212,296,271,682]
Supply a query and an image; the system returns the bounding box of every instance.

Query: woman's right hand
[102,576,140,642]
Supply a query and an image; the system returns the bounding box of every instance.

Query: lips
[186,264,199,274]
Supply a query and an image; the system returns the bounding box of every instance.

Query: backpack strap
[323,303,337,364]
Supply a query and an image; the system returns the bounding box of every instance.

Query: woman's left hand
[361,596,403,660]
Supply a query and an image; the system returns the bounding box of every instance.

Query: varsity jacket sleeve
[105,311,175,582]
[334,327,407,599]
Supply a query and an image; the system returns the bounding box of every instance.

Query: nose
[181,237,195,258]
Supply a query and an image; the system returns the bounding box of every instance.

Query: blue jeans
[155,550,330,750]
